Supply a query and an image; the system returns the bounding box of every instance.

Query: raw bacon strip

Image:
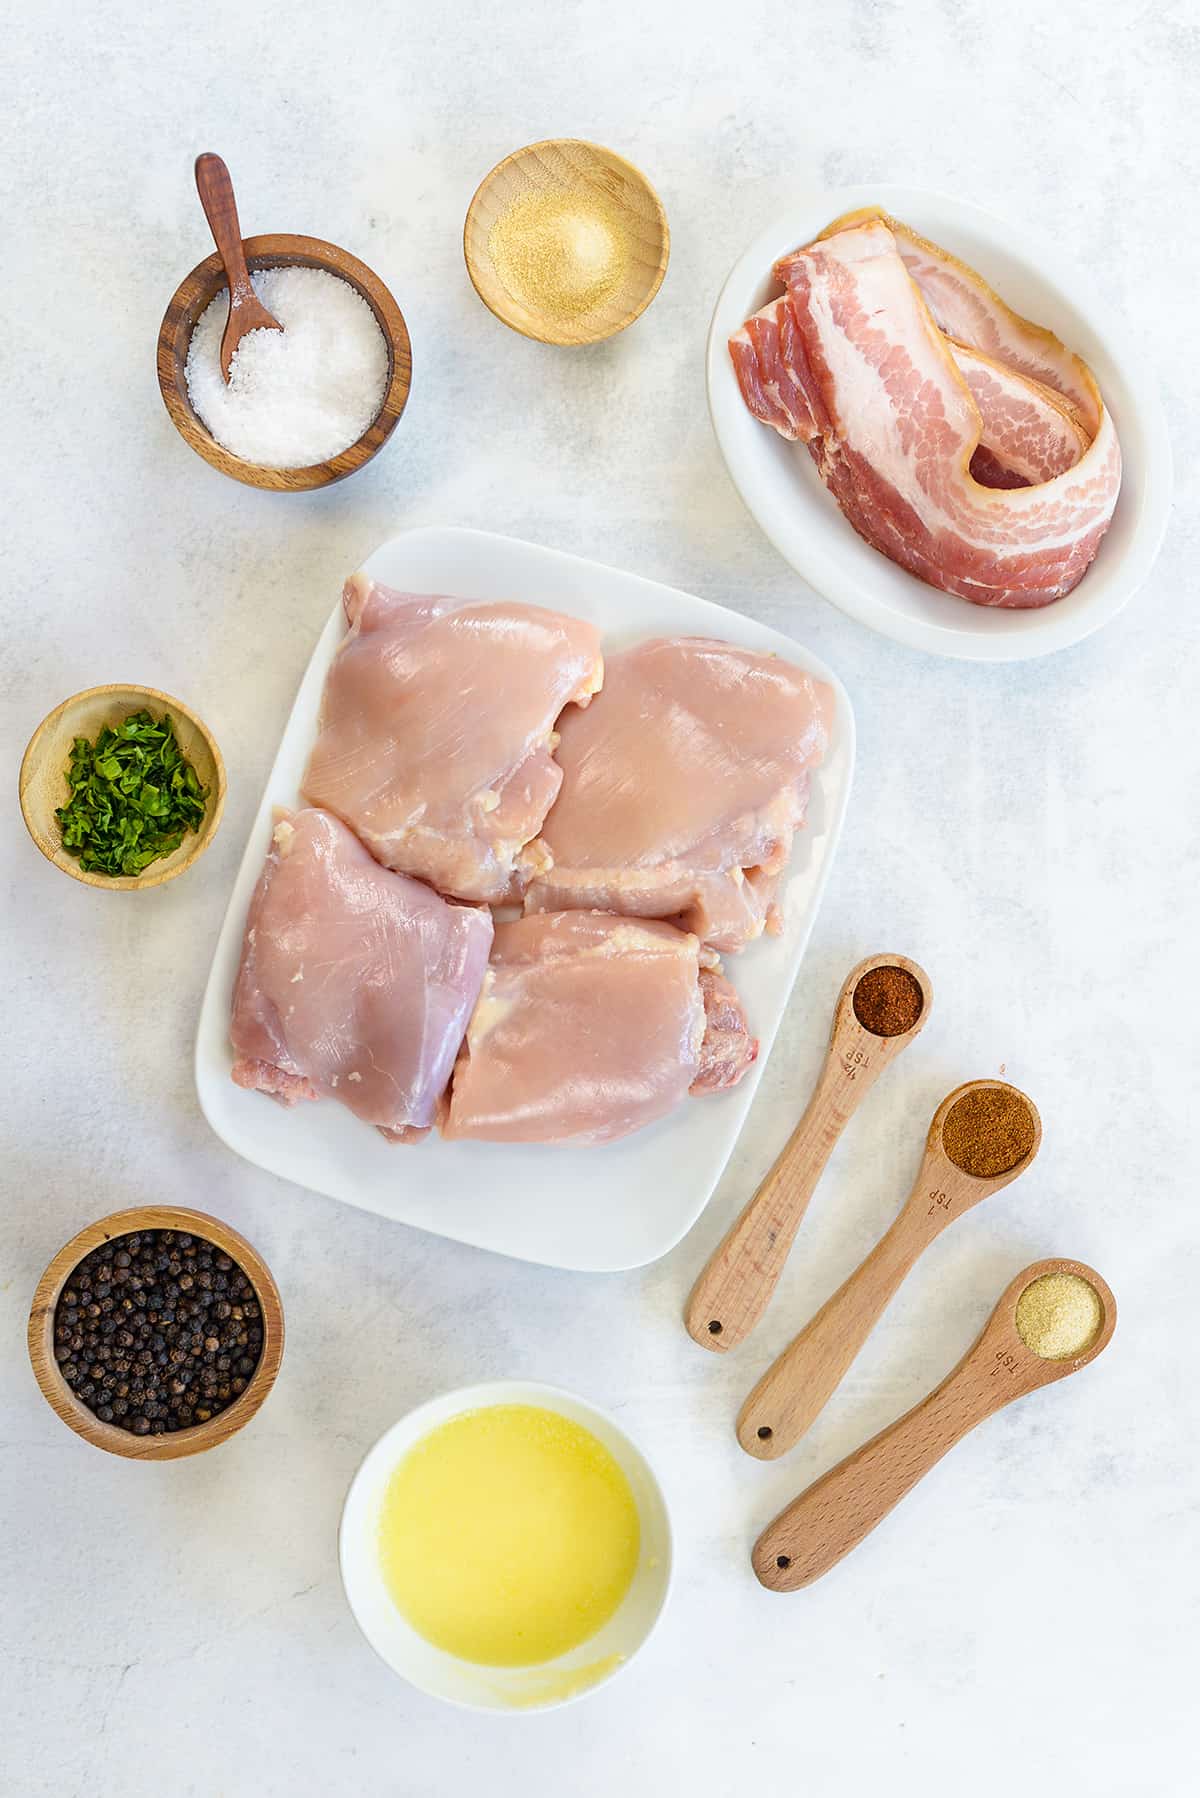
[968,446,1033,491]
[731,214,1119,608]
[728,299,816,441]
[832,209,1103,435]
[734,304,1090,488]
[951,344,1091,487]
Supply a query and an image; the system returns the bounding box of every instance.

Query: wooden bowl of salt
[464,139,670,346]
[157,233,412,491]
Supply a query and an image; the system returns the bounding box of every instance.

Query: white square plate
[195,527,855,1271]
[707,185,1172,662]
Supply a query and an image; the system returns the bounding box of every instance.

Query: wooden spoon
[752,1257,1116,1590]
[194,153,283,380]
[737,1078,1042,1458]
[684,955,931,1354]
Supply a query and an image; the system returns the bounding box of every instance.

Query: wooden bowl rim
[463,137,670,346]
[18,681,228,891]
[27,1205,284,1460]
[156,232,412,491]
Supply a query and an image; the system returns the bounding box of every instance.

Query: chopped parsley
[56,710,209,877]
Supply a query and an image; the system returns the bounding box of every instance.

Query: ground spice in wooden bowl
[941,1086,1036,1178]
[464,139,669,347]
[852,964,925,1037]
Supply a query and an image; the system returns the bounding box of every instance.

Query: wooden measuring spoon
[752,1257,1116,1590]
[737,1078,1042,1458]
[194,153,283,380]
[685,955,931,1354]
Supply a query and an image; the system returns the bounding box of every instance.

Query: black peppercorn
[52,1229,265,1437]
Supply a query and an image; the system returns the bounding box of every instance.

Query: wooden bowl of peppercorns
[27,1206,284,1460]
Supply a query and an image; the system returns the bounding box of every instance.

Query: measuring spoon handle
[738,1085,1042,1450]
[756,1257,1117,1591]
[195,153,255,301]
[684,1056,862,1351]
[737,1205,926,1456]
[752,1357,1008,1590]
[684,954,931,1354]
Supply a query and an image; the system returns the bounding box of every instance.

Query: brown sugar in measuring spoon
[194,153,283,379]
[684,955,931,1354]
[737,1079,1041,1458]
[753,1257,1115,1590]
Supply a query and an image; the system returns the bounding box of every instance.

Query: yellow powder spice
[1015,1272,1103,1360]
[488,188,628,322]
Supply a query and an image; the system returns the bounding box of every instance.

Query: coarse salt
[185,266,389,468]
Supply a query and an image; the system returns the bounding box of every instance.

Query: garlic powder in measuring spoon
[185,266,389,468]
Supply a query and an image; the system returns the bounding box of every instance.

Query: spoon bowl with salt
[157,163,412,491]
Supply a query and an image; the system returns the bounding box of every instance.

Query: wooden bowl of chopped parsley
[19,685,226,889]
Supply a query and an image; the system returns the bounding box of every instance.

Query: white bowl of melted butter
[339,1381,673,1712]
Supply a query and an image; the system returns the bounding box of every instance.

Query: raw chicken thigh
[230,808,493,1140]
[301,575,604,903]
[443,911,757,1146]
[524,638,833,952]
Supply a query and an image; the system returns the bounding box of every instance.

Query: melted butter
[378,1404,640,1667]
[503,1651,626,1708]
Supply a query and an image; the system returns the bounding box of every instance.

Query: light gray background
[2,2,1196,1793]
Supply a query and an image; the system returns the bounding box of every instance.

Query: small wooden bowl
[464,139,669,346]
[19,683,226,891]
[28,1206,284,1461]
[156,233,412,491]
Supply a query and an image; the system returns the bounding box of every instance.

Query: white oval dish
[338,1380,673,1713]
[706,184,1172,662]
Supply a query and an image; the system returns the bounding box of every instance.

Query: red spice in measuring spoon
[852,964,924,1037]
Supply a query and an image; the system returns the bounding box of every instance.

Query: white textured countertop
[2,1,1197,1793]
